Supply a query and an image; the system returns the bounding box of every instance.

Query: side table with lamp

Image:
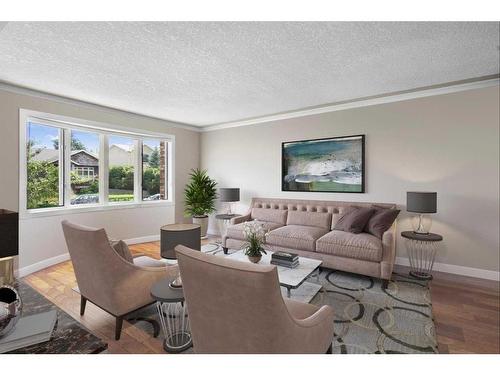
[218,187,240,215]
[0,209,22,339]
[0,209,18,286]
[217,188,240,253]
[0,210,107,353]
[403,192,443,280]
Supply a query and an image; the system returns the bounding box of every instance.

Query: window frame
[19,109,175,219]
[25,121,65,209]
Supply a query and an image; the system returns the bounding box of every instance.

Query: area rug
[127,244,438,354]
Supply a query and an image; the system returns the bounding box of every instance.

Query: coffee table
[226,250,322,303]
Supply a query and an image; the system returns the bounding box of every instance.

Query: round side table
[160,223,201,260]
[401,231,443,280]
[151,278,192,353]
[215,214,238,238]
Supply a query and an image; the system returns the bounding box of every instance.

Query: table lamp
[219,188,240,215]
[406,192,437,235]
[0,209,19,285]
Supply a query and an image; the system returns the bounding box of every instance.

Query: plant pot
[248,255,262,263]
[192,216,209,238]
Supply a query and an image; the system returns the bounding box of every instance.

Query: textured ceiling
[0,22,498,126]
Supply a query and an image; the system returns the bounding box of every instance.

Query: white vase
[192,216,209,238]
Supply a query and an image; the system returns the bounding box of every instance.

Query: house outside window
[74,167,96,180]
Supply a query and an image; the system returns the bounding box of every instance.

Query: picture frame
[281,134,365,193]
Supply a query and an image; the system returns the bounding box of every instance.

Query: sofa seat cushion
[133,255,167,268]
[226,221,283,241]
[266,225,329,252]
[316,230,383,262]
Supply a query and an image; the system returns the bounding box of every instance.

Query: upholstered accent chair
[61,220,178,340]
[175,245,335,353]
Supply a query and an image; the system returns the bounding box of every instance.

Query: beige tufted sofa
[222,197,397,280]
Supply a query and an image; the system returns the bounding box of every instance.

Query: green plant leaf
[184,168,218,217]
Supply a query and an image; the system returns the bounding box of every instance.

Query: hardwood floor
[23,239,499,354]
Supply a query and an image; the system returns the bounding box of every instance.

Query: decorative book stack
[0,310,57,353]
[271,251,299,268]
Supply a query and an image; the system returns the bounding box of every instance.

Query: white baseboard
[16,253,71,278]
[16,235,161,278]
[15,237,499,282]
[395,257,500,281]
[125,234,160,245]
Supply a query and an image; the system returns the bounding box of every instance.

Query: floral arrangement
[242,220,268,258]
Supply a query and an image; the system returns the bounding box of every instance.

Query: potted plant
[184,168,218,238]
[242,221,267,263]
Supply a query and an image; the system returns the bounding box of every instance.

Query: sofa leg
[80,296,87,316]
[382,279,389,290]
[223,247,228,255]
[326,343,332,354]
[115,316,124,340]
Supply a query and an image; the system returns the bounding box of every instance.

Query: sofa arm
[230,214,251,225]
[380,222,397,280]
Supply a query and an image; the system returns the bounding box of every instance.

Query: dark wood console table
[5,280,107,354]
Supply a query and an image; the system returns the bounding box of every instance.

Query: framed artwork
[282,134,365,193]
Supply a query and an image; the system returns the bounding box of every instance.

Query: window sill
[20,200,175,220]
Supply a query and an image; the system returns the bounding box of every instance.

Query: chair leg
[326,343,333,354]
[80,296,87,316]
[115,316,124,340]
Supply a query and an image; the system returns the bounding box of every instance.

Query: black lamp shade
[0,209,19,258]
[406,192,437,214]
[219,188,240,202]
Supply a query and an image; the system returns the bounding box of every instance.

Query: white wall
[0,86,200,275]
[18,205,173,276]
[201,86,500,277]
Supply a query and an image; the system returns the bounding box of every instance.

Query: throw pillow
[365,208,400,239]
[110,239,134,263]
[334,207,376,234]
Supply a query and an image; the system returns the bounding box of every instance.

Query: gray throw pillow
[110,239,134,263]
[365,208,400,239]
[334,207,376,234]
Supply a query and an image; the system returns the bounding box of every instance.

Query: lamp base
[411,214,432,235]
[0,257,15,286]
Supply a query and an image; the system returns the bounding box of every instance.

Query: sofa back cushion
[251,208,288,225]
[365,207,400,239]
[334,207,375,234]
[286,210,332,230]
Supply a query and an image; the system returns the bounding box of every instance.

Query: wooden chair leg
[115,316,123,340]
[80,296,87,316]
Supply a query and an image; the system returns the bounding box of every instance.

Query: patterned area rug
[129,254,437,354]
[314,269,437,353]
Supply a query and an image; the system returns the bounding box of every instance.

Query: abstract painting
[282,135,365,193]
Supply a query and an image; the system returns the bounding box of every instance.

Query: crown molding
[201,77,500,132]
[0,81,201,133]
[2,76,498,134]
